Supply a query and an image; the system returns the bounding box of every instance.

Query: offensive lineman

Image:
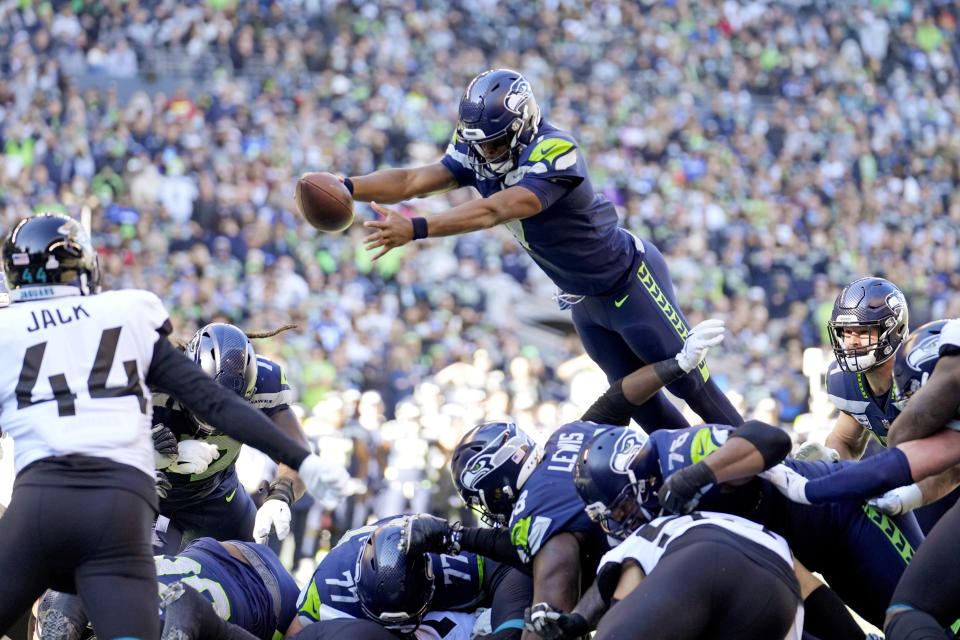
[344,68,741,433]
[0,214,348,640]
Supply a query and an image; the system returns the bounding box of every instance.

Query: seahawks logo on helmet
[503,78,532,114]
[885,291,906,327]
[609,430,644,475]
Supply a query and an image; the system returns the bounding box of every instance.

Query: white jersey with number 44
[0,289,170,478]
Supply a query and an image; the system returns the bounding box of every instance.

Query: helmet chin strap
[516,445,544,490]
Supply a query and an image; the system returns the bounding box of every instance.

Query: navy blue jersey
[296,517,486,625]
[441,121,640,296]
[825,361,899,446]
[156,538,300,640]
[646,424,734,510]
[155,356,292,502]
[508,421,611,562]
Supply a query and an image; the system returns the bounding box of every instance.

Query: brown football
[295,172,355,232]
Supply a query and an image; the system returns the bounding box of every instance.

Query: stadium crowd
[3,0,960,563]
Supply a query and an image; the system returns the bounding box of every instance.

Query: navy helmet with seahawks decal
[1,214,100,300]
[355,522,435,635]
[574,427,657,540]
[828,277,908,373]
[450,421,540,525]
[457,69,541,179]
[893,320,948,409]
[185,322,258,436]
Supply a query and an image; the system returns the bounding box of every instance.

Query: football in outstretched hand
[295,172,354,232]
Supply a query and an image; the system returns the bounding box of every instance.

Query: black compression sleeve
[580,379,634,426]
[146,337,309,469]
[803,585,866,640]
[728,420,792,469]
[458,527,531,573]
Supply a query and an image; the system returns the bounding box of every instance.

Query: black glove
[399,514,460,555]
[524,603,589,640]
[153,422,179,469]
[658,461,716,514]
[156,470,173,499]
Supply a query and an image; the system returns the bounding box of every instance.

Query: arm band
[580,379,634,426]
[457,527,530,573]
[805,447,913,504]
[147,338,309,470]
[266,476,296,505]
[343,177,355,195]
[729,420,792,469]
[411,217,428,240]
[653,358,685,386]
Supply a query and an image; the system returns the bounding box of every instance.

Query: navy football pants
[573,239,743,432]
[885,499,960,639]
[156,473,257,554]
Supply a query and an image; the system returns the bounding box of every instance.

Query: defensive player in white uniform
[0,214,348,640]
[525,512,803,640]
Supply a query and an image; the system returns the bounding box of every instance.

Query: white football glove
[253,499,292,543]
[167,440,221,475]
[298,455,349,509]
[867,483,924,516]
[759,464,812,505]
[676,319,726,373]
[793,441,840,462]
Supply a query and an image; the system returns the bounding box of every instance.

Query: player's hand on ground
[399,514,460,554]
[524,603,589,640]
[793,441,839,462]
[253,498,292,543]
[167,440,221,475]
[759,464,812,505]
[676,318,726,373]
[867,483,924,516]
[152,423,180,469]
[298,455,350,509]
[362,202,414,260]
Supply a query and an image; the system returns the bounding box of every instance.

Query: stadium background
[1,0,960,579]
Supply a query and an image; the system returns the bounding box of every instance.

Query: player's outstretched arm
[889,350,960,446]
[146,337,347,507]
[254,408,311,543]
[824,412,870,460]
[347,162,459,204]
[581,319,727,426]
[362,185,543,260]
[523,533,583,640]
[659,420,791,514]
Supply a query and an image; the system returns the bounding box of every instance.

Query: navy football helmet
[893,320,948,409]
[450,421,539,525]
[1,214,100,300]
[185,323,258,436]
[457,69,541,179]
[828,277,908,373]
[574,427,658,539]
[355,522,435,634]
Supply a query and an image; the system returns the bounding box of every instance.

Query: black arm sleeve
[728,420,792,469]
[458,527,531,574]
[146,337,309,470]
[580,379,633,426]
